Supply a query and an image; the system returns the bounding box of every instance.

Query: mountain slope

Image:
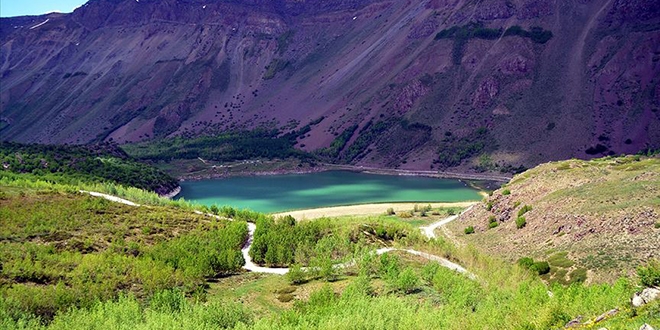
[447,155,660,283]
[1,0,659,170]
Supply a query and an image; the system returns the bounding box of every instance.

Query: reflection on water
[177,171,482,213]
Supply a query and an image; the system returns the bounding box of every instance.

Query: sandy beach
[271,201,478,220]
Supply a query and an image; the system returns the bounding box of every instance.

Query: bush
[568,268,587,284]
[277,293,294,303]
[286,263,307,285]
[517,205,533,217]
[464,226,475,234]
[149,289,186,313]
[386,207,395,215]
[655,222,660,229]
[516,216,526,229]
[502,189,511,195]
[637,260,660,287]
[343,275,373,298]
[395,267,419,294]
[488,221,499,229]
[398,211,413,218]
[531,261,550,275]
[517,257,534,269]
[421,262,441,284]
[486,201,493,211]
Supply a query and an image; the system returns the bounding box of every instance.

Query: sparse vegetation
[464,226,475,234]
[436,127,496,168]
[487,215,499,229]
[316,125,358,160]
[435,23,553,64]
[263,59,290,80]
[517,205,533,217]
[123,129,314,164]
[637,260,660,287]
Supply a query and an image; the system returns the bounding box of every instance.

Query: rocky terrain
[1,0,659,171]
[447,155,660,283]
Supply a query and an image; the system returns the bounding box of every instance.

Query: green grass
[547,252,575,268]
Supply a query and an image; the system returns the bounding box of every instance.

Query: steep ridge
[1,0,659,171]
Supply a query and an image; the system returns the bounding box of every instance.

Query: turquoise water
[177,171,482,213]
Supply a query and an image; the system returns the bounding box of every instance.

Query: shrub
[568,268,587,284]
[637,260,660,287]
[502,189,511,195]
[286,264,307,285]
[486,201,493,211]
[398,211,413,218]
[464,226,475,234]
[517,257,534,269]
[343,275,373,298]
[395,267,420,294]
[386,207,395,215]
[518,205,533,217]
[530,261,550,275]
[488,221,499,229]
[421,262,441,284]
[655,222,660,229]
[516,216,526,229]
[277,293,294,303]
[149,289,186,313]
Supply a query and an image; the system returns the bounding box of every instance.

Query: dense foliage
[249,215,420,268]
[0,142,178,195]
[122,129,314,163]
[0,186,248,321]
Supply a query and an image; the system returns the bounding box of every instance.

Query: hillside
[1,0,659,171]
[0,141,179,195]
[447,155,660,283]
[1,171,659,329]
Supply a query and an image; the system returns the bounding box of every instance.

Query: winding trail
[419,204,475,239]
[83,191,476,278]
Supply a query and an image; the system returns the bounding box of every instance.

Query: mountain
[1,0,659,171]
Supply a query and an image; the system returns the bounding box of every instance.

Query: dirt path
[419,204,475,239]
[272,202,477,220]
[80,191,141,206]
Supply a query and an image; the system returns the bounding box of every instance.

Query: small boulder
[639,324,655,330]
[594,308,618,323]
[564,315,582,328]
[632,287,660,307]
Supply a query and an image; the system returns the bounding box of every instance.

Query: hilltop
[447,155,660,283]
[1,0,659,171]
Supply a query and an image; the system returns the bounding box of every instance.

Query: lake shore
[271,201,478,220]
[175,160,512,184]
